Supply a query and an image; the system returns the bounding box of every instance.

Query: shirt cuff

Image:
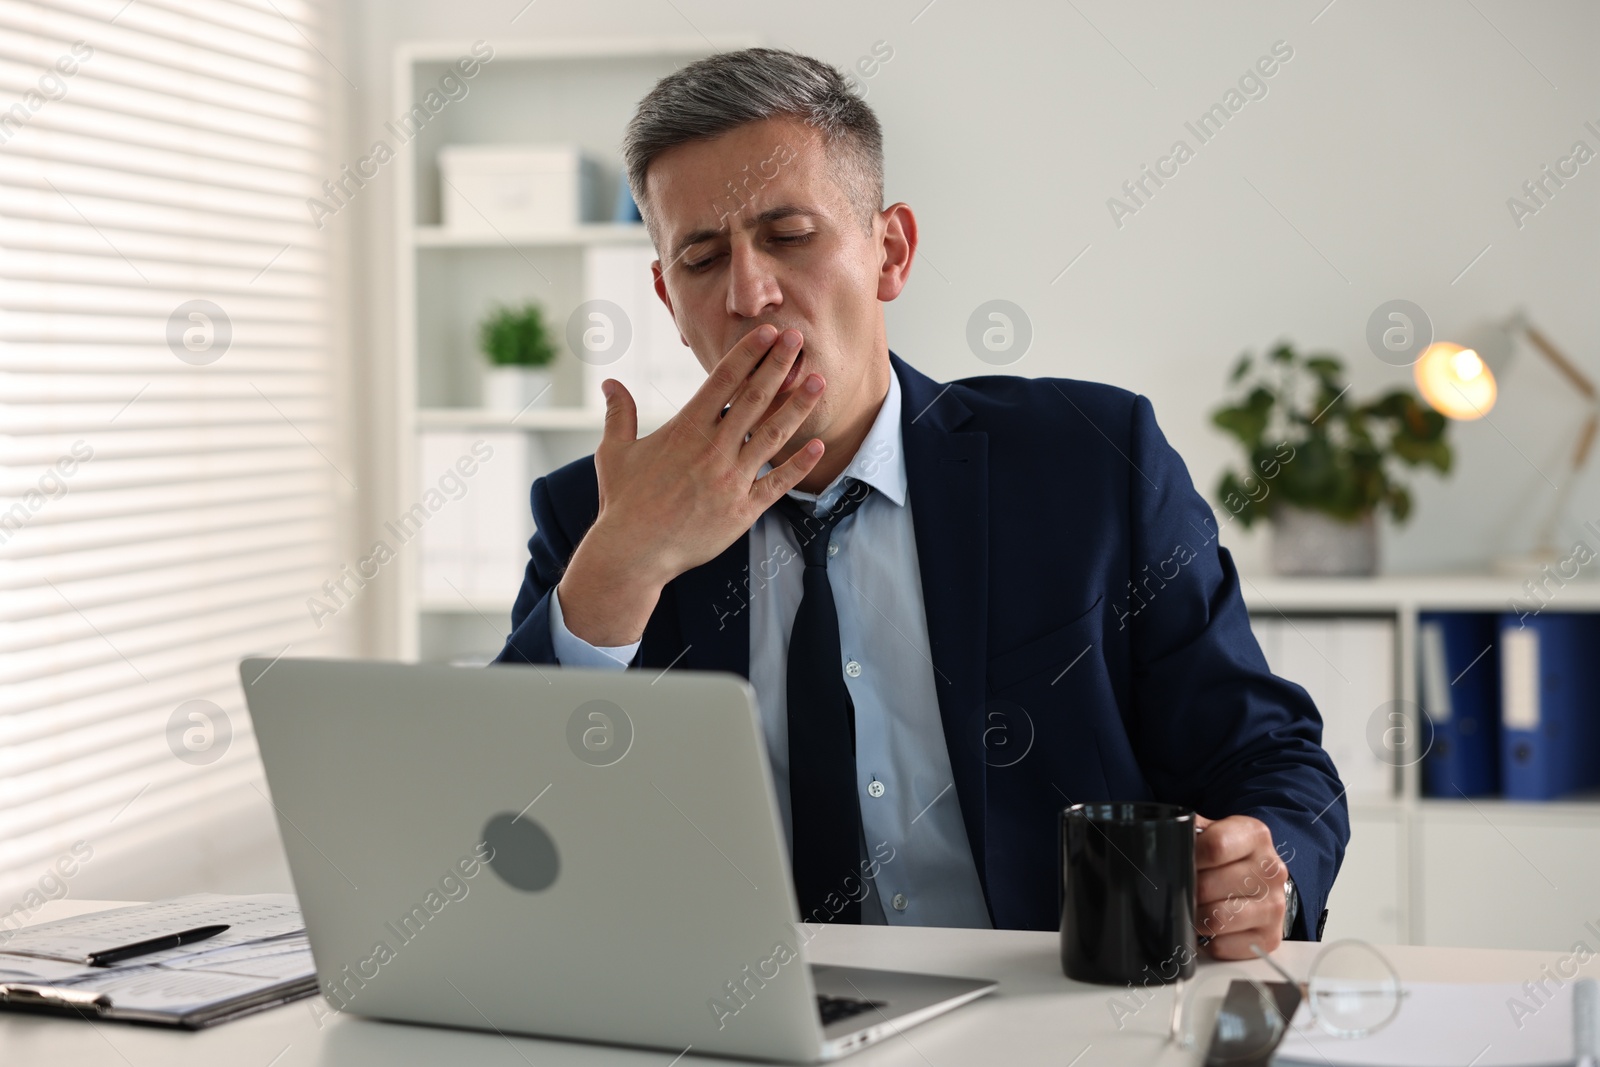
[549,584,640,669]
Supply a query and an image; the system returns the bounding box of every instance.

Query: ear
[650,260,687,347]
[876,202,917,302]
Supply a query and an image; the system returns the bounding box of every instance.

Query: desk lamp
[1413,312,1597,560]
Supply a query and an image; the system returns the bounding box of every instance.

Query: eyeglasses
[1270,938,1404,1038]
[1170,938,1405,1061]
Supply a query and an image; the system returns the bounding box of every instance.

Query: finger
[690,324,781,423]
[719,327,804,445]
[1205,925,1283,960]
[600,379,637,443]
[750,437,825,507]
[1194,815,1269,869]
[1255,850,1289,883]
[1197,889,1282,932]
[740,371,825,471]
[1196,892,1284,943]
[1196,856,1264,904]
[1198,860,1287,914]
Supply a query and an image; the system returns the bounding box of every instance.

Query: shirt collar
[759,362,907,515]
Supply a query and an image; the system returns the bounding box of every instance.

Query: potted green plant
[478,301,557,411]
[1211,341,1453,576]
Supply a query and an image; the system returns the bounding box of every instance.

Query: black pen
[86,924,230,968]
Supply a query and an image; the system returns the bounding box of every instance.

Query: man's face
[647,115,890,454]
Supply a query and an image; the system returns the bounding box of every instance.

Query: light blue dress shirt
[549,368,992,928]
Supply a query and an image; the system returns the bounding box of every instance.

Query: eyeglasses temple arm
[1250,942,1303,992]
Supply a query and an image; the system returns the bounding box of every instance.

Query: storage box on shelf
[392,38,755,663]
[438,143,601,234]
[1241,573,1600,949]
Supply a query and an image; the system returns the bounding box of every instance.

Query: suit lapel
[667,530,752,679]
[892,353,992,908]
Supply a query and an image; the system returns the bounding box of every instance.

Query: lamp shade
[1449,318,1520,375]
[1414,341,1498,420]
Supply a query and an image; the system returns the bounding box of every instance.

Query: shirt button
[845,660,862,678]
[827,539,839,558]
[867,779,885,798]
[891,894,909,912]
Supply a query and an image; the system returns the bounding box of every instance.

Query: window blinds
[0,0,344,888]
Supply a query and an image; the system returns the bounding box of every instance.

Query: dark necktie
[767,478,874,924]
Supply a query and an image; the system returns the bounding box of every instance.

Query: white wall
[331,0,1600,651]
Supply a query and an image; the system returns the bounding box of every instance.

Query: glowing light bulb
[1450,348,1484,381]
[1414,342,1498,420]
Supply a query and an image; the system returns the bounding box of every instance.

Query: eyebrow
[667,204,824,265]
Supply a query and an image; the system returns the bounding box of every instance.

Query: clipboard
[0,894,319,1029]
[0,973,318,1029]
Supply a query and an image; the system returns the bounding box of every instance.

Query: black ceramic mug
[1059,801,1197,985]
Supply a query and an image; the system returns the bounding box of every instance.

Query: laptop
[240,657,996,1062]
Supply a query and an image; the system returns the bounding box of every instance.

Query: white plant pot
[1269,506,1379,577]
[483,366,553,411]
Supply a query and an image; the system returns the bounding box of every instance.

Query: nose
[724,242,783,322]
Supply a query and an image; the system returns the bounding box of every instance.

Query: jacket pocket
[985,595,1104,695]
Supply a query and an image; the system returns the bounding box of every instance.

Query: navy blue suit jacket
[496,351,1349,938]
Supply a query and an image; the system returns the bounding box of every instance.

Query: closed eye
[685,233,815,273]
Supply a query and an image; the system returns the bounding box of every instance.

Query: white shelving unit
[1240,573,1600,948]
[392,37,754,663]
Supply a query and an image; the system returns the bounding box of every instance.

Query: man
[495,47,1347,956]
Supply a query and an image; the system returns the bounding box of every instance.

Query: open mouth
[723,347,804,422]
[753,345,805,392]
[779,348,805,392]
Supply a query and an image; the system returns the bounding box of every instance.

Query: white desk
[0,901,1574,1066]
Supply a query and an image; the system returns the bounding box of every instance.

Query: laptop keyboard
[817,993,885,1026]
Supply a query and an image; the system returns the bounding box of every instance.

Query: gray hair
[621,47,884,246]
